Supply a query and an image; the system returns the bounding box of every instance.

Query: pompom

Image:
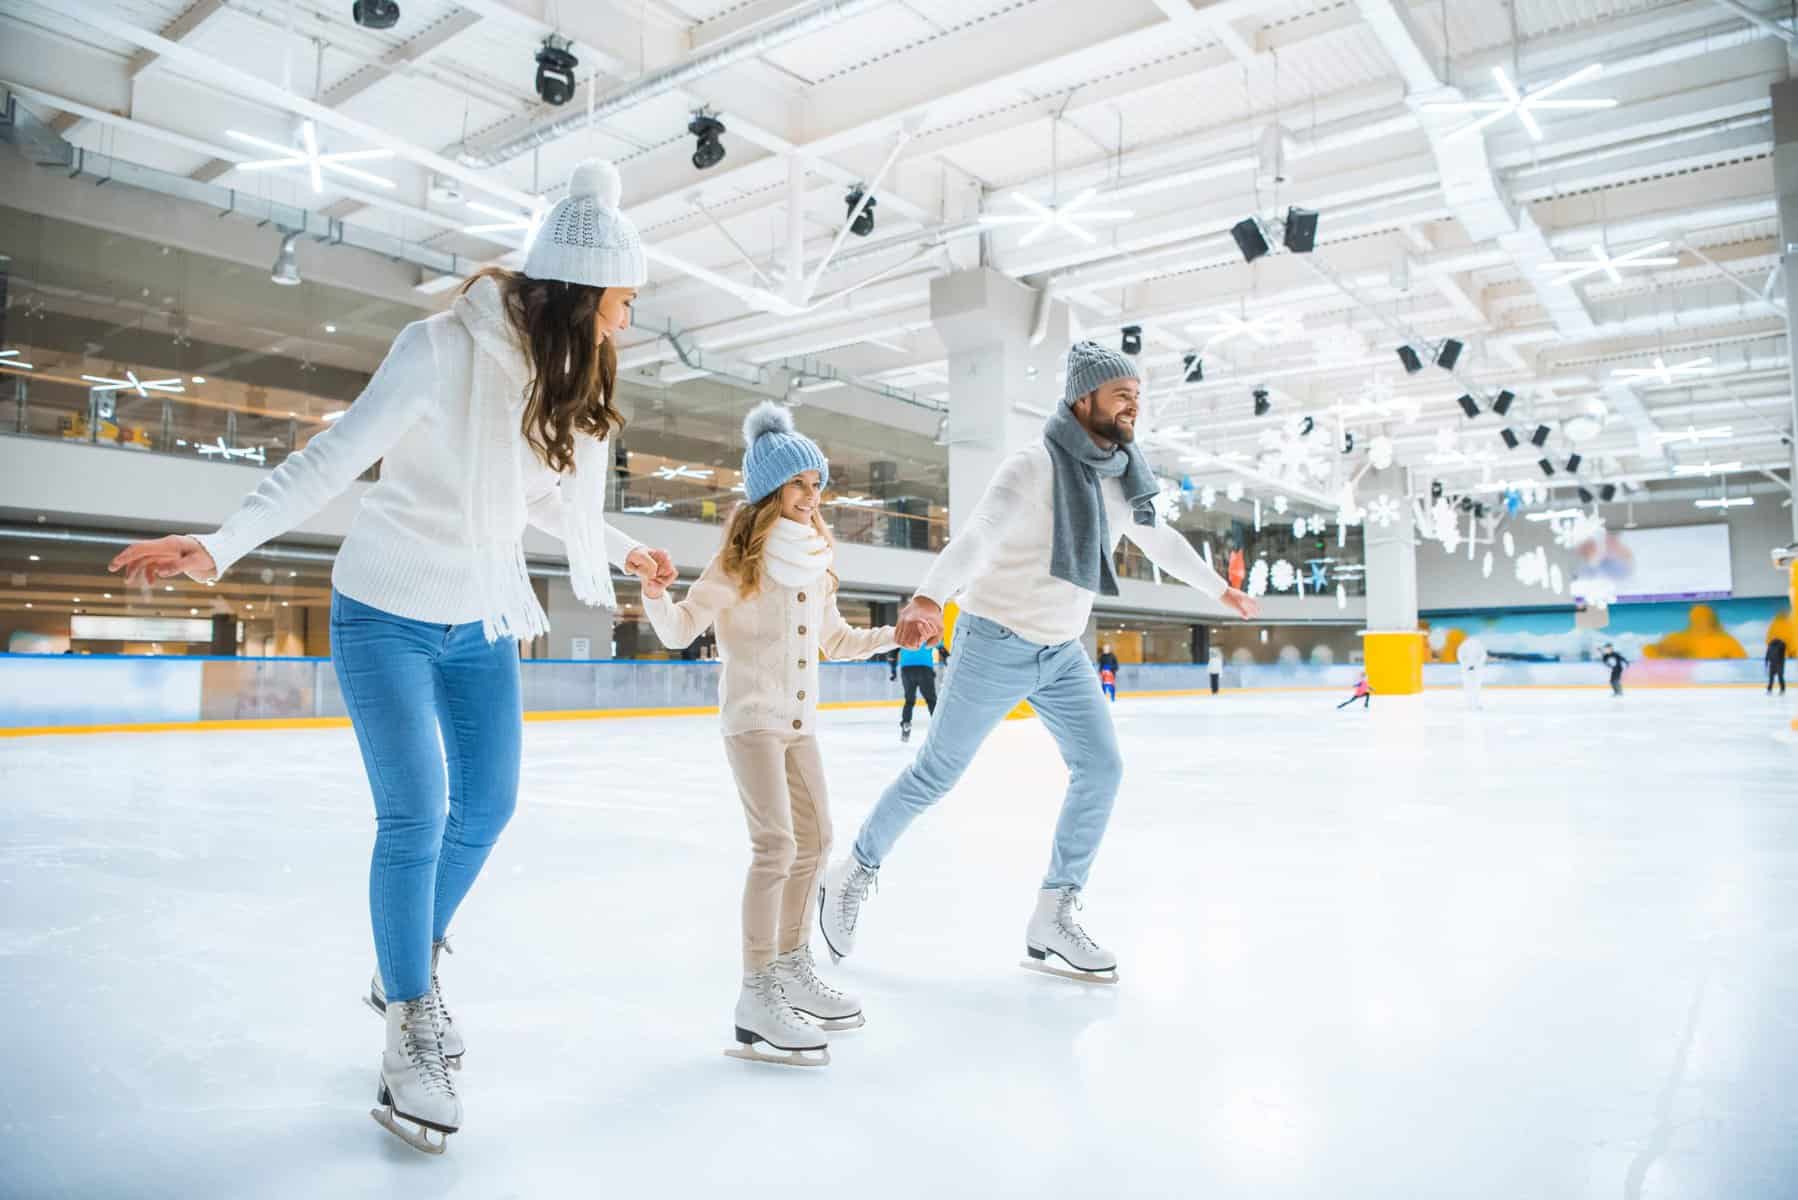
[568,159,622,208]
[743,400,795,446]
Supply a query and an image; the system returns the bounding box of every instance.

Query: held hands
[108,535,219,588]
[895,595,944,650]
[625,546,677,599]
[1221,587,1259,620]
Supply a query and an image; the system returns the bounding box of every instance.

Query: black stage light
[1501,427,1520,449]
[1436,338,1464,371]
[1232,217,1270,263]
[1459,496,1474,512]
[1283,206,1318,253]
[845,188,876,237]
[1565,453,1582,474]
[1600,483,1617,502]
[1456,393,1480,418]
[534,37,578,106]
[1396,345,1424,374]
[1538,458,1556,477]
[1578,487,1595,504]
[1120,325,1142,356]
[1474,502,1487,519]
[353,0,400,29]
[1299,415,1315,437]
[1531,424,1551,447]
[1182,353,1204,384]
[1492,389,1515,416]
[1252,387,1271,417]
[1342,431,1356,453]
[689,114,727,169]
[1430,480,1444,501]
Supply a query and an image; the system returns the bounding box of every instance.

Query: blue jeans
[330,591,521,1002]
[853,613,1123,890]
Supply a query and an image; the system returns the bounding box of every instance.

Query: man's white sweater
[917,443,1227,645]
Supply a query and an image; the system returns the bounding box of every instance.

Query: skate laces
[398,996,456,1097]
[838,863,877,933]
[752,971,810,1031]
[1056,890,1100,954]
[781,947,844,1002]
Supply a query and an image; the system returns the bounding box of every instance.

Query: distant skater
[1458,635,1488,710]
[1768,635,1787,696]
[1600,643,1629,698]
[1098,643,1120,703]
[1207,646,1223,695]
[1337,673,1372,710]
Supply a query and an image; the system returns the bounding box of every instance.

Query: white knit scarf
[449,277,617,642]
[763,517,833,588]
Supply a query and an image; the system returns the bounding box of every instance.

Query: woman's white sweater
[644,555,897,736]
[193,280,640,627]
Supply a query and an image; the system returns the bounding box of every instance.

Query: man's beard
[1092,415,1135,445]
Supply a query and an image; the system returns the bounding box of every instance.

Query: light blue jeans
[330,591,521,1002]
[853,612,1123,889]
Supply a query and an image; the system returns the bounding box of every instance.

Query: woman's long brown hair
[461,267,624,474]
[720,491,836,598]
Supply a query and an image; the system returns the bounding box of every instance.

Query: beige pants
[722,731,832,972]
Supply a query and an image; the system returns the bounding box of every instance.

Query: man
[1097,643,1120,703]
[1207,645,1224,695]
[1767,634,1787,696]
[1458,635,1488,710]
[819,341,1258,983]
[897,641,941,742]
[1600,643,1629,698]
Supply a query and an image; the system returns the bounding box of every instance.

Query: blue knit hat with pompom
[742,401,829,504]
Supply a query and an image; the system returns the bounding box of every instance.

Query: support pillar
[1361,471,1423,694]
[1774,78,1798,541]
[544,576,612,660]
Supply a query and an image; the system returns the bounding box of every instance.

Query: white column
[1772,78,1798,539]
[1362,471,1418,631]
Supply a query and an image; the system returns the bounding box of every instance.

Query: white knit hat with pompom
[522,158,647,288]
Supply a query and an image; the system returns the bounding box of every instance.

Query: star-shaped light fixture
[0,349,33,370]
[227,120,395,194]
[979,188,1134,247]
[462,200,546,238]
[1188,310,1300,349]
[1611,355,1712,386]
[1540,240,1678,285]
[1421,64,1616,143]
[652,465,715,481]
[81,370,185,397]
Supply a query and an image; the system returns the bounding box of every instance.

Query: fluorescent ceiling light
[1611,355,1712,385]
[1540,240,1679,285]
[794,379,847,393]
[1421,63,1617,143]
[0,349,34,370]
[829,495,883,508]
[1673,461,1743,475]
[979,187,1133,247]
[226,120,394,193]
[1524,508,1583,521]
[462,199,544,237]
[1695,496,1753,508]
[81,370,184,397]
[1654,425,1731,444]
[322,409,348,422]
[622,499,673,514]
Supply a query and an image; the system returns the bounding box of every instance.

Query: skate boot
[817,856,878,963]
[772,945,864,1031]
[370,994,460,1154]
[900,722,912,743]
[1023,886,1118,985]
[724,971,829,1067]
[364,938,463,1068]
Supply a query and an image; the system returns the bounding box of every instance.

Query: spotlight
[1492,389,1515,416]
[534,36,579,107]
[1298,415,1314,437]
[1120,325,1143,356]
[1565,453,1582,473]
[1396,345,1424,374]
[1456,393,1480,418]
[1252,387,1271,417]
[270,230,301,286]
[1577,486,1595,504]
[1538,458,1556,477]
[845,188,876,237]
[1430,480,1444,501]
[1530,424,1551,447]
[1436,338,1464,371]
[1459,496,1474,512]
[689,113,727,170]
[1182,353,1204,384]
[1342,431,1356,454]
[1474,502,1487,519]
[1282,206,1318,253]
[1501,428,1520,449]
[1231,217,1271,263]
[352,0,399,29]
[1600,483,1618,502]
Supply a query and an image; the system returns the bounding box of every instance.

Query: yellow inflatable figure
[1642,603,1746,659]
[1766,608,1797,652]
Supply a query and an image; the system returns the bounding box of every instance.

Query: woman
[638,403,896,1067]
[109,159,673,1154]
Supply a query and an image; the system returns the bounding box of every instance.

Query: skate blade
[806,1012,865,1032]
[369,1106,452,1154]
[723,1044,830,1068]
[361,993,385,1017]
[1020,958,1119,986]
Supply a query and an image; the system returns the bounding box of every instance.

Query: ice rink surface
[3,686,1795,1199]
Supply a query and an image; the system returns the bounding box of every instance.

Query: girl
[1337,673,1373,710]
[635,402,896,1067]
[109,160,672,1152]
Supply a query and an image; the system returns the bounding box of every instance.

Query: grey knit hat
[742,401,829,504]
[1063,340,1140,407]
[522,159,647,288]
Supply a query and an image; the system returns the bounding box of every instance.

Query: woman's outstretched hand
[109,535,218,588]
[625,546,675,599]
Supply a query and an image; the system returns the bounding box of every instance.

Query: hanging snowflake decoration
[1335,485,1364,527]
[1226,480,1245,503]
[1482,550,1494,579]
[1200,485,1217,509]
[1368,435,1395,470]
[1270,559,1296,592]
[1273,494,1289,514]
[1366,494,1402,527]
[1502,530,1516,557]
[1439,521,1461,555]
[1549,564,1565,594]
[1292,516,1308,538]
[1153,478,1183,524]
[1515,549,1546,586]
[1557,511,1606,551]
[1433,427,1463,459]
[1430,498,1457,544]
[1571,574,1617,606]
[1247,557,1270,597]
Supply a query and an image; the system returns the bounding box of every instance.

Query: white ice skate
[900,722,912,743]
[364,938,463,1068]
[1022,886,1118,985]
[817,856,878,963]
[371,995,461,1154]
[725,971,829,1067]
[772,945,864,1031]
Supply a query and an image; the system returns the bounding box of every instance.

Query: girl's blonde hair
[720,489,837,597]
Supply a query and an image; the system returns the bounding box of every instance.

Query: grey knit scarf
[1043,402,1159,597]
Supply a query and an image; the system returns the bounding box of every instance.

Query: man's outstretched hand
[1221,587,1258,620]
[895,596,944,650]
